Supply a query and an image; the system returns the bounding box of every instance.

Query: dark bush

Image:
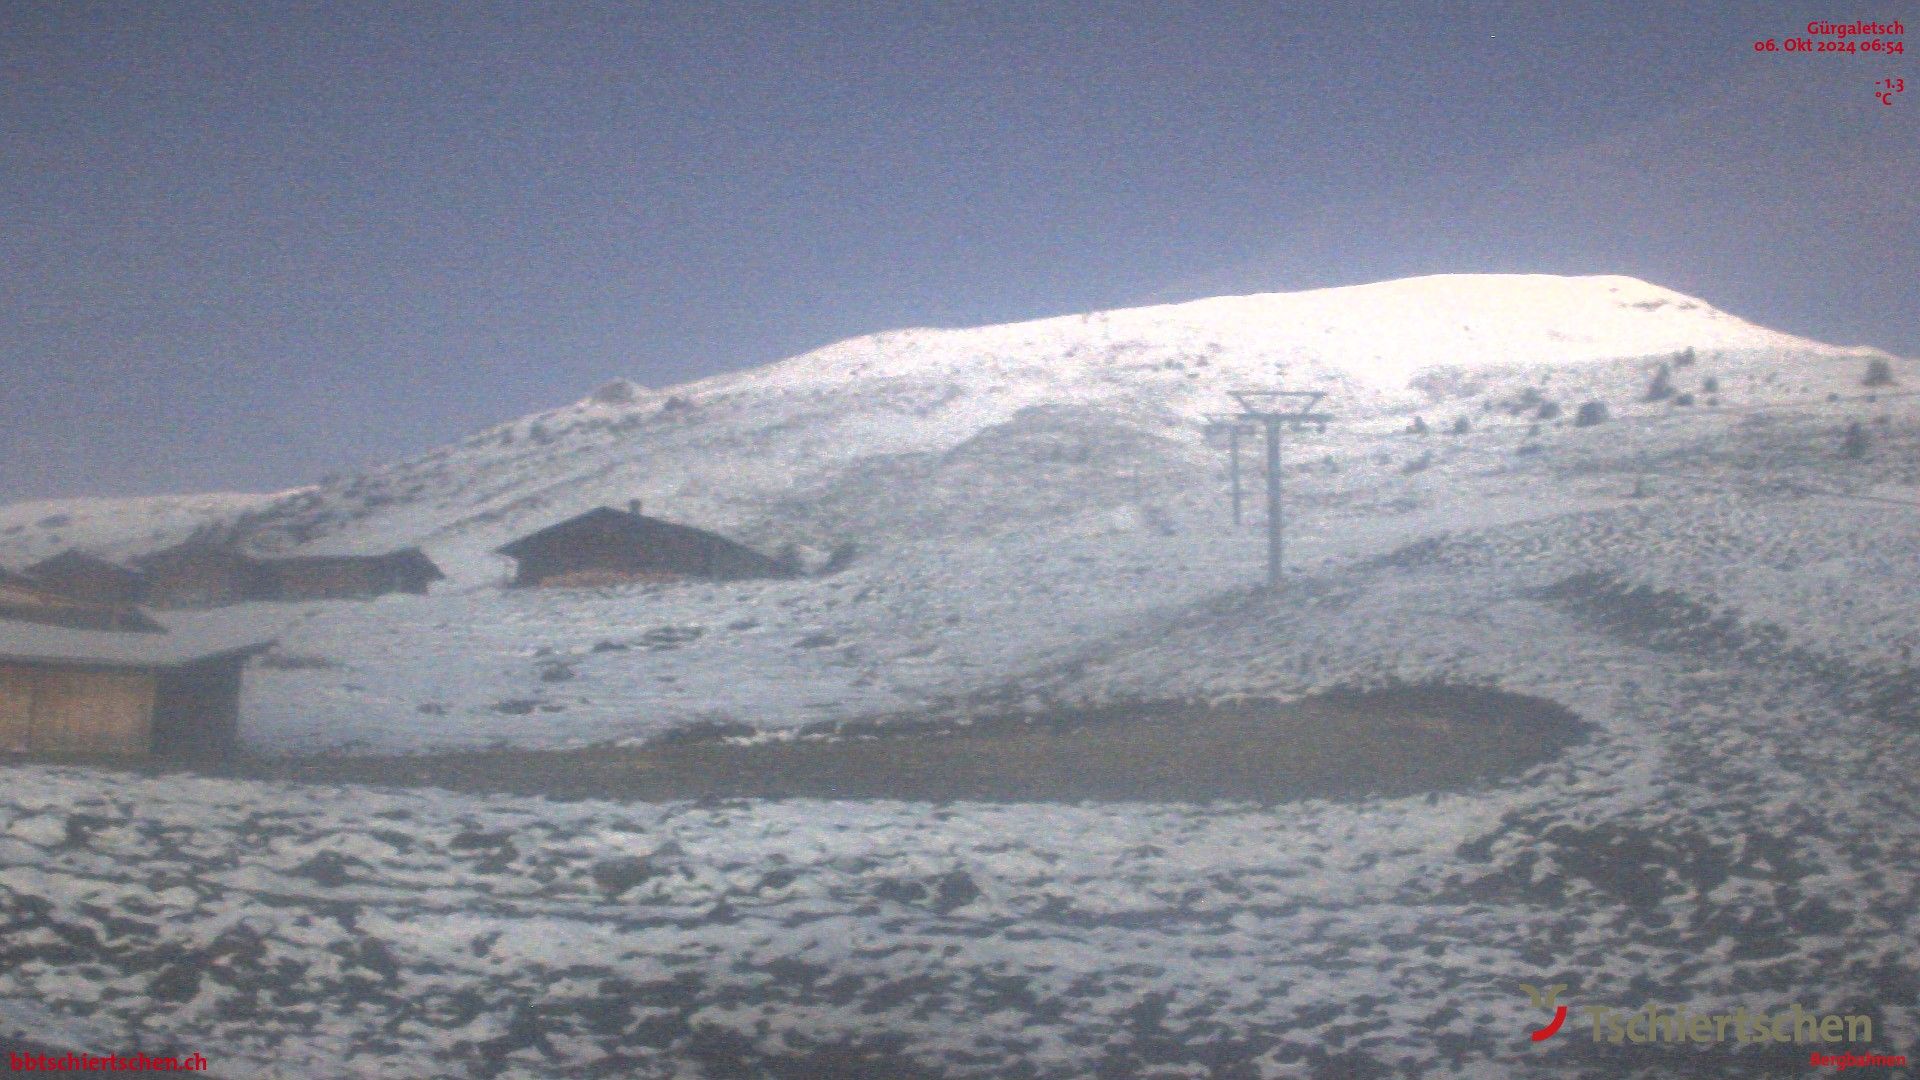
[1701,376,1719,394]
[1842,421,1869,459]
[820,542,859,575]
[1865,357,1895,387]
[1408,415,1430,435]
[1574,401,1609,427]
[1645,362,1675,402]
[1402,451,1435,474]
[1451,416,1472,435]
[1674,346,1697,368]
[1535,400,1561,421]
[1673,392,1695,406]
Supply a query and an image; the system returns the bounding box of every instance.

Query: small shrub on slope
[1645,362,1676,402]
[1841,421,1869,460]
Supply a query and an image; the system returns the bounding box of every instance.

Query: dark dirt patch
[1539,570,1920,728]
[215,684,1587,805]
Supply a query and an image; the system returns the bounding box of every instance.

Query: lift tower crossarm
[1225,390,1334,589]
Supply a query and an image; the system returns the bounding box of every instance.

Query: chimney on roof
[627,499,643,517]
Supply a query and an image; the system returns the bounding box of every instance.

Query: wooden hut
[24,550,147,607]
[496,505,787,588]
[137,542,259,609]
[0,571,162,633]
[0,616,275,759]
[252,548,444,602]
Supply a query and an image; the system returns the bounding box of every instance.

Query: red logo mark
[1521,983,1570,1042]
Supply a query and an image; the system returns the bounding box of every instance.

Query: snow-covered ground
[2,275,1905,758]
[0,492,285,568]
[2,520,1916,1076]
[2,274,1917,1076]
[242,391,1916,757]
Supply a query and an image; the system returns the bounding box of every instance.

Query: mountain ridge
[1,273,1905,577]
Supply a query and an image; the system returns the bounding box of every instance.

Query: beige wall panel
[30,670,155,755]
[0,665,33,753]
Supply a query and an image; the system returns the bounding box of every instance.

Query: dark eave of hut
[0,577,165,634]
[259,547,443,577]
[135,540,257,569]
[494,507,667,558]
[26,549,144,587]
[495,507,788,582]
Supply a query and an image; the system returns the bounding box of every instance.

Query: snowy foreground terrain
[2,274,1917,1076]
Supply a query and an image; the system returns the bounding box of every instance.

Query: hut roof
[26,548,144,585]
[0,608,283,669]
[0,577,165,634]
[495,507,756,560]
[262,547,442,575]
[136,540,256,568]
[386,546,444,577]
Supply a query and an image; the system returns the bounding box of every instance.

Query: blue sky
[3,1,1913,498]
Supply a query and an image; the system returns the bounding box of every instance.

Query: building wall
[512,536,775,586]
[0,583,155,632]
[0,666,32,752]
[143,562,253,609]
[251,554,439,601]
[29,565,144,606]
[152,658,244,759]
[526,567,686,588]
[0,663,156,756]
[265,561,387,600]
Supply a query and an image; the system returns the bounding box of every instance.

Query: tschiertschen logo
[1519,985,1910,1068]
[1520,983,1568,1041]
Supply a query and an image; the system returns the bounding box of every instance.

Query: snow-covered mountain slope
[719,272,1872,394]
[0,491,284,568]
[50,273,1882,579]
[0,274,1887,569]
[3,274,1919,1078]
[0,273,1910,752]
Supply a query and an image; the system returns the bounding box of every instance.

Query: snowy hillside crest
[0,272,1903,586]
